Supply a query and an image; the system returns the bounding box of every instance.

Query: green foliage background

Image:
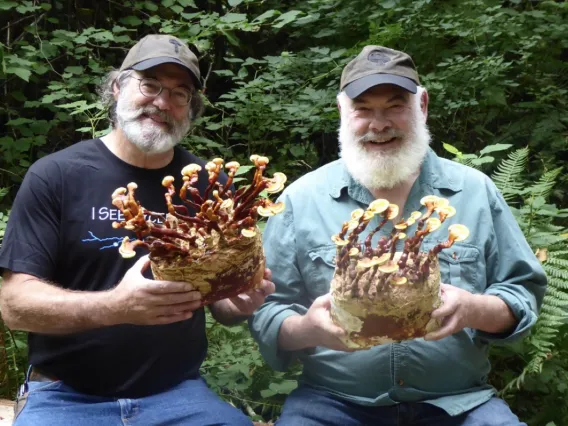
[1,0,567,424]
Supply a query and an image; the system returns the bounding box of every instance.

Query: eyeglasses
[128,76,193,106]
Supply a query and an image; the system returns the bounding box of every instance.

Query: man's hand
[424,284,475,341]
[209,268,275,325]
[224,268,276,317]
[424,283,518,341]
[108,255,203,326]
[279,293,352,352]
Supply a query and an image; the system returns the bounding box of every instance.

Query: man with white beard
[250,46,545,425]
[0,35,273,426]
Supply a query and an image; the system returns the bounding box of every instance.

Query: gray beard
[338,94,431,190]
[115,97,191,154]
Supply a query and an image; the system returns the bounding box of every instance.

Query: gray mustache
[357,129,405,143]
[138,108,173,125]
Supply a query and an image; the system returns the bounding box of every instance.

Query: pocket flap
[307,244,337,267]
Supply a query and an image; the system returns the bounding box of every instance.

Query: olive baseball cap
[340,46,420,98]
[119,34,201,89]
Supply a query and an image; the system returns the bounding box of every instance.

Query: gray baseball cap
[340,46,420,98]
[120,34,201,89]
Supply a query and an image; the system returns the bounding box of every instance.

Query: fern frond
[545,265,568,280]
[548,277,568,290]
[545,287,568,301]
[548,256,568,269]
[535,320,566,328]
[526,167,562,200]
[537,224,567,233]
[508,245,568,394]
[542,295,568,308]
[491,147,529,202]
[460,158,477,169]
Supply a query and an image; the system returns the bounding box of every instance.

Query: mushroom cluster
[111,155,286,306]
[329,195,469,349]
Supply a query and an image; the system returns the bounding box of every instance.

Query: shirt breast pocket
[424,242,481,294]
[305,244,337,298]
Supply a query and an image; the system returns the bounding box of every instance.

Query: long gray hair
[96,68,205,128]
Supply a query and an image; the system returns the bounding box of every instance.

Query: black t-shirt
[0,138,228,398]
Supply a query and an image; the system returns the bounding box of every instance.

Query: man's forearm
[469,294,517,334]
[278,314,311,351]
[0,276,115,334]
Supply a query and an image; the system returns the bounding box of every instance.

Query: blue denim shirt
[249,148,547,415]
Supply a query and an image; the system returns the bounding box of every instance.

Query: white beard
[338,89,431,190]
[116,91,191,154]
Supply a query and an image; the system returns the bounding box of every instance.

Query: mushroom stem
[364,218,388,254]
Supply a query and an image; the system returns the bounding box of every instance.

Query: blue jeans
[13,376,252,426]
[276,385,526,426]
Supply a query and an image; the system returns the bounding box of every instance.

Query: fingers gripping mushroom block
[329,196,470,349]
[111,155,286,306]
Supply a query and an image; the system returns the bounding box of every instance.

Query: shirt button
[398,379,404,386]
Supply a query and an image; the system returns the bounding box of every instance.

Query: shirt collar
[329,148,462,200]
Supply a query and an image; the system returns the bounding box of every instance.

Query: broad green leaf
[177,0,196,7]
[289,145,305,158]
[6,67,31,82]
[313,29,334,38]
[260,388,276,398]
[34,135,46,146]
[228,0,243,6]
[17,4,42,13]
[112,26,129,33]
[380,0,397,8]
[206,122,223,131]
[0,1,18,10]
[6,118,34,126]
[57,100,88,109]
[479,143,513,156]
[214,70,235,77]
[235,165,254,176]
[252,10,278,23]
[221,13,247,23]
[74,35,88,44]
[64,66,84,75]
[162,0,174,6]
[471,156,494,166]
[443,143,461,155]
[237,67,248,79]
[267,380,297,394]
[272,10,303,29]
[7,56,34,67]
[144,1,158,11]
[121,16,143,26]
[91,31,114,42]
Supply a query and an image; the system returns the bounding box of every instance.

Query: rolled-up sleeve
[475,183,547,344]
[249,192,309,371]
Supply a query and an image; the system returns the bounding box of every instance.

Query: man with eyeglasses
[0,34,271,426]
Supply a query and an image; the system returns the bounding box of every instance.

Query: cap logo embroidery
[169,39,182,54]
[368,51,391,65]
